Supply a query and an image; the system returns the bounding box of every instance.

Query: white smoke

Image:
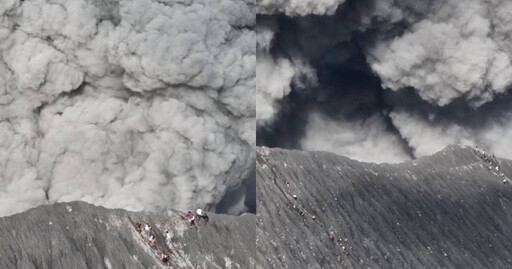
[257,0,512,164]
[301,111,410,163]
[0,0,255,217]
[256,17,317,127]
[256,18,290,127]
[367,0,512,107]
[257,0,346,16]
[256,57,317,126]
[389,105,512,159]
[256,55,295,126]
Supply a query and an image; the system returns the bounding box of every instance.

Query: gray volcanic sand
[0,202,255,268]
[257,145,512,269]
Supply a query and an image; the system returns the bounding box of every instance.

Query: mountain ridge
[257,144,512,269]
[0,201,255,269]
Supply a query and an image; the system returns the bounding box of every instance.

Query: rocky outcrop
[257,145,512,268]
[0,202,255,269]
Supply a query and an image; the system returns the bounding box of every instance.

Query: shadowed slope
[257,145,512,269]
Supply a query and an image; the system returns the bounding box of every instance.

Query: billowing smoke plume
[367,0,512,107]
[0,0,255,217]
[256,16,317,126]
[301,111,410,163]
[257,0,512,164]
[386,90,512,159]
[256,54,294,126]
[257,0,346,16]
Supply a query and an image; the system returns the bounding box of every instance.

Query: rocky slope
[257,145,512,269]
[0,202,255,269]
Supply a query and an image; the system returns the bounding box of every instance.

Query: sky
[256,0,512,164]
[0,0,255,217]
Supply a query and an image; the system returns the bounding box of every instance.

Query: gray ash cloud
[0,0,255,216]
[257,0,512,163]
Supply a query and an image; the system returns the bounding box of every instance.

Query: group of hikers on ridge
[133,208,210,265]
[181,208,209,226]
[475,146,508,183]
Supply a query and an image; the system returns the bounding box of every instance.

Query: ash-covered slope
[257,145,512,269]
[0,202,254,269]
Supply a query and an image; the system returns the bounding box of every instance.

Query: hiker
[166,231,172,243]
[330,231,336,241]
[135,223,142,233]
[187,211,195,226]
[180,212,185,220]
[145,224,151,236]
[161,252,169,264]
[149,234,156,247]
[196,208,209,224]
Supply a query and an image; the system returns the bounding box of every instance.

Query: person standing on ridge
[149,234,156,247]
[161,252,169,264]
[166,230,172,244]
[145,223,152,236]
[187,211,195,226]
[196,208,209,224]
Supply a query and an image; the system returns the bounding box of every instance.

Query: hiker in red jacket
[187,211,195,226]
[161,252,169,264]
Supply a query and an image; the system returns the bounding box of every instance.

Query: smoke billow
[0,0,255,217]
[257,0,346,16]
[257,0,512,164]
[301,111,410,163]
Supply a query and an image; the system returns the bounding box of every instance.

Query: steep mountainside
[257,145,512,269]
[0,202,255,269]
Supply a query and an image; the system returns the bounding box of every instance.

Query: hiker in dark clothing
[196,209,209,224]
[134,223,142,233]
[161,252,169,264]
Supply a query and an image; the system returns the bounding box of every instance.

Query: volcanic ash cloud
[0,0,255,217]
